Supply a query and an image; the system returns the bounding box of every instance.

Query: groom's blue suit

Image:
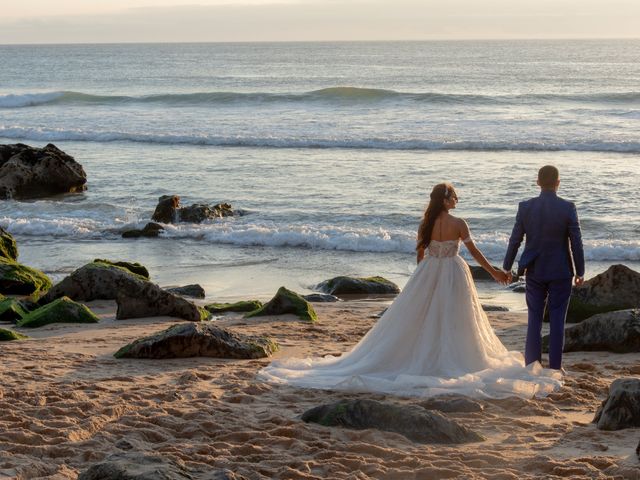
[503,189,585,369]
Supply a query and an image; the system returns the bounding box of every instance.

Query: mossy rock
[93,259,150,279]
[0,297,29,323]
[316,276,400,296]
[0,328,28,341]
[245,286,317,322]
[566,296,623,323]
[205,300,263,313]
[17,296,100,328]
[0,257,52,295]
[0,226,18,261]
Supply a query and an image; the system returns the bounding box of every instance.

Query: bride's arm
[459,220,508,284]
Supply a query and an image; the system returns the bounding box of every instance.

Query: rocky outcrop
[114,322,278,359]
[245,287,317,322]
[419,395,484,413]
[0,226,18,261]
[302,399,484,444]
[116,282,209,322]
[77,452,243,480]
[568,265,640,323]
[316,276,400,296]
[165,284,205,299]
[303,293,340,303]
[0,297,28,323]
[543,309,640,353]
[593,378,640,431]
[0,257,52,295]
[17,296,99,328]
[0,143,87,199]
[122,222,164,238]
[151,194,234,224]
[0,327,28,341]
[205,300,263,314]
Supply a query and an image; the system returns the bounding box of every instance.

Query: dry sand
[1,300,639,479]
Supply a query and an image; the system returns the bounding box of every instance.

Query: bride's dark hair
[416,183,457,251]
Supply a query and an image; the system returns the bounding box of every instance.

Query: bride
[258,183,563,398]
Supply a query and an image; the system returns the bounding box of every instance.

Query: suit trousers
[524,275,573,369]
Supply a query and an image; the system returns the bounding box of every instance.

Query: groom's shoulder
[556,195,576,209]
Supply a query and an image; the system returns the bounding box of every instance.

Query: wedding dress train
[258,239,563,398]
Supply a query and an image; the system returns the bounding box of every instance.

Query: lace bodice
[428,239,461,258]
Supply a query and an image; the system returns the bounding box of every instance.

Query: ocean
[1,40,639,307]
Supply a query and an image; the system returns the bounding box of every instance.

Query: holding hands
[492,269,511,285]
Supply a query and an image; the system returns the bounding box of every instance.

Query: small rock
[0,327,28,341]
[419,395,484,413]
[114,322,278,359]
[510,283,526,293]
[245,286,317,322]
[593,378,640,430]
[17,296,99,328]
[0,225,18,261]
[302,399,484,444]
[122,222,164,238]
[115,282,209,322]
[0,257,52,295]
[165,284,206,299]
[482,304,509,312]
[205,300,263,313]
[303,293,340,303]
[316,276,400,296]
[0,297,28,323]
[151,194,234,224]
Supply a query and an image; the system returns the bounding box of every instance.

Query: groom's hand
[574,276,584,286]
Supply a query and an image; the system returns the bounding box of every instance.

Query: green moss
[198,306,211,322]
[17,296,100,328]
[318,402,349,426]
[0,328,28,341]
[247,338,280,356]
[205,300,264,313]
[245,286,317,323]
[0,257,52,295]
[0,298,28,323]
[92,259,150,279]
[0,228,18,261]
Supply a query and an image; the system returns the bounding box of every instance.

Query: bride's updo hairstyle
[416,183,457,251]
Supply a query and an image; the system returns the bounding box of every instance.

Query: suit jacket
[503,190,585,280]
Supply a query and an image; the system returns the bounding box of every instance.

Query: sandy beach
[1,300,638,479]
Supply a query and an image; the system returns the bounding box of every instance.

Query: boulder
[205,300,263,314]
[419,395,484,413]
[0,297,28,323]
[151,194,234,224]
[0,257,52,295]
[0,226,18,261]
[568,265,640,322]
[115,282,209,322]
[41,260,150,303]
[543,309,640,354]
[245,287,317,322]
[303,293,340,303]
[0,328,28,341]
[0,143,87,199]
[302,399,484,444]
[482,304,509,312]
[593,378,640,431]
[165,284,205,299]
[17,296,99,328]
[114,322,278,359]
[316,276,400,296]
[122,222,164,239]
[93,259,150,279]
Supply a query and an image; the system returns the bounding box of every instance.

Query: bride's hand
[492,270,508,285]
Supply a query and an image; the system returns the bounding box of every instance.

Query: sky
[1,0,639,44]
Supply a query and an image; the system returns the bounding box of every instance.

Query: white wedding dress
[258,239,563,398]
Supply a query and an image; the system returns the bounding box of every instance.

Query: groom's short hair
[538,165,559,188]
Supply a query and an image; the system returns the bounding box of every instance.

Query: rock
[0,297,28,323]
[482,304,509,312]
[0,143,87,199]
[0,327,28,341]
[316,276,400,296]
[303,293,340,303]
[543,309,640,354]
[17,296,99,328]
[93,259,150,279]
[114,322,278,359]
[302,399,484,444]
[0,225,18,261]
[245,286,317,322]
[419,395,484,413]
[122,222,164,239]
[568,264,640,323]
[115,282,209,322]
[0,257,52,295]
[205,300,263,313]
[41,260,150,302]
[165,284,205,299]
[151,194,234,224]
[593,378,640,431]
[510,282,526,293]
[77,452,192,480]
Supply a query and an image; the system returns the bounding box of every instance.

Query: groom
[503,165,585,370]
